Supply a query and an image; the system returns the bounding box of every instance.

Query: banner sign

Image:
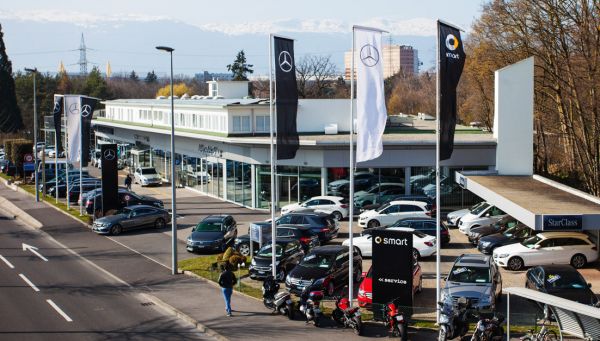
[250,222,272,246]
[274,36,299,160]
[52,95,64,152]
[100,144,119,215]
[542,215,583,231]
[80,96,98,166]
[372,229,414,318]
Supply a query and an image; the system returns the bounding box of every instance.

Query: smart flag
[274,36,299,160]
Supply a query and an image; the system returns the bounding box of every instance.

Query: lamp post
[25,67,39,202]
[156,46,178,275]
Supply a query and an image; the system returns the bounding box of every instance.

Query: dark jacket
[218,270,237,289]
[124,176,132,185]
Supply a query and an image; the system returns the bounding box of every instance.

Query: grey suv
[441,254,502,311]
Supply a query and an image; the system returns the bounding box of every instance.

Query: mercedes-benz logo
[278,51,293,73]
[81,104,93,118]
[69,103,79,115]
[52,101,61,115]
[103,149,115,161]
[360,44,380,67]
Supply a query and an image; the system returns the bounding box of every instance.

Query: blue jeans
[222,287,233,314]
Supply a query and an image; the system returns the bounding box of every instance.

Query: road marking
[19,273,40,292]
[106,236,172,270]
[22,243,49,262]
[0,255,14,269]
[46,299,73,322]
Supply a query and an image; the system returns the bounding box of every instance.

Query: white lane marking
[22,243,49,262]
[0,255,15,269]
[46,299,73,322]
[19,273,40,292]
[105,236,172,271]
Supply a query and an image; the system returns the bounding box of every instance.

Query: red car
[357,261,423,309]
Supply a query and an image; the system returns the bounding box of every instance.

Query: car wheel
[355,247,362,258]
[154,218,166,229]
[332,211,343,221]
[507,256,524,271]
[571,254,587,269]
[367,220,380,229]
[327,281,335,296]
[416,275,423,293]
[354,265,362,283]
[413,248,420,260]
[110,224,123,236]
[238,243,251,256]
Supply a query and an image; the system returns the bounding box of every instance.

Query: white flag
[65,95,81,163]
[355,28,387,162]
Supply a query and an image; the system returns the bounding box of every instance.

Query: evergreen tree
[129,70,139,82]
[226,50,254,81]
[0,24,24,133]
[145,70,158,83]
[84,66,109,99]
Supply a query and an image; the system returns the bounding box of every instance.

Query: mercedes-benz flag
[355,28,387,162]
[65,95,81,163]
[438,21,466,161]
[52,95,64,152]
[274,36,299,160]
[80,97,98,166]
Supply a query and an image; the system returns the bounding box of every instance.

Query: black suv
[249,239,304,281]
[285,245,362,296]
[276,212,339,242]
[468,216,518,245]
[84,189,164,215]
[186,215,237,252]
[234,224,320,256]
[477,223,536,255]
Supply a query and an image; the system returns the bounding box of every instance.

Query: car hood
[470,225,496,235]
[343,236,369,245]
[444,282,493,300]
[447,208,470,219]
[329,179,349,187]
[253,255,281,266]
[140,173,160,180]
[96,213,128,224]
[353,190,370,198]
[281,203,303,212]
[480,233,509,244]
[359,210,378,219]
[494,242,530,255]
[139,195,159,202]
[189,231,224,241]
[289,265,331,280]
[547,288,598,305]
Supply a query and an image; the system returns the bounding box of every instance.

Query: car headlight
[439,314,450,323]
[481,241,491,247]
[499,253,509,258]
[480,295,491,304]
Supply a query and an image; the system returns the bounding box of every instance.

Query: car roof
[277,224,311,231]
[202,215,231,222]
[386,227,416,233]
[311,196,343,201]
[533,264,581,274]
[388,200,427,206]
[537,232,590,239]
[286,212,330,217]
[127,205,160,210]
[309,245,348,254]
[265,238,297,245]
[455,254,492,267]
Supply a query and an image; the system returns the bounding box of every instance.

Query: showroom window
[232,115,251,133]
[256,115,270,132]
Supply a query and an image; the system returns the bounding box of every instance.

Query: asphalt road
[0,212,212,341]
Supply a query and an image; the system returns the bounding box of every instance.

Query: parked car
[134,167,162,186]
[291,178,321,201]
[359,194,435,215]
[91,205,169,235]
[280,196,349,221]
[458,203,506,234]
[343,227,436,259]
[275,212,339,242]
[441,254,502,311]
[249,239,305,281]
[48,178,100,198]
[1,160,16,176]
[477,223,536,255]
[526,265,598,307]
[90,150,101,167]
[353,183,405,209]
[286,245,362,296]
[446,202,486,227]
[386,217,451,245]
[468,215,518,245]
[84,190,164,215]
[493,232,598,271]
[327,172,377,197]
[66,181,103,202]
[357,260,422,310]
[358,200,430,229]
[186,215,237,252]
[186,164,212,183]
[234,224,319,256]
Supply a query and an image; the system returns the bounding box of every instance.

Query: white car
[134,167,162,186]
[280,196,348,221]
[358,200,430,229]
[186,165,212,183]
[342,227,436,258]
[458,203,506,234]
[446,202,487,227]
[493,232,598,271]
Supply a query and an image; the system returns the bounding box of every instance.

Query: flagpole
[54,97,59,204]
[348,26,355,305]
[79,96,83,216]
[269,34,277,278]
[435,21,441,323]
[65,96,70,210]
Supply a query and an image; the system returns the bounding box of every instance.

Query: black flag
[100,144,119,215]
[80,96,97,166]
[52,95,63,152]
[274,36,299,160]
[438,21,466,161]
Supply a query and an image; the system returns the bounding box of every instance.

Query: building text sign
[542,215,583,231]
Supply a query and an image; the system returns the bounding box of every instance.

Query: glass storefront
[226,160,251,207]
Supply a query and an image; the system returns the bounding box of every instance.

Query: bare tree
[295,55,339,98]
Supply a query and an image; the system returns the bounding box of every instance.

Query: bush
[12,139,32,174]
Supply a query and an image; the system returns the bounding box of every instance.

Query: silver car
[92,205,170,235]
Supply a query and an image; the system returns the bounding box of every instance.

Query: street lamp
[25,67,39,202]
[155,45,178,275]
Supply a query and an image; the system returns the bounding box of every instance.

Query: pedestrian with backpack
[218,264,236,316]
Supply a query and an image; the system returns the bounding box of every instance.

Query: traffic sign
[24,154,33,163]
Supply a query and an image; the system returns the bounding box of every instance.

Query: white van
[458,203,506,234]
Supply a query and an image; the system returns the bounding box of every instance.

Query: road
[0,211,212,341]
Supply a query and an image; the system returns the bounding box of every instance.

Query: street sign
[24,154,33,163]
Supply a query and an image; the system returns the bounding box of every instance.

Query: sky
[0,0,486,76]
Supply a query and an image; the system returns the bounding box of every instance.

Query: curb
[182,270,263,303]
[0,195,43,228]
[138,292,229,341]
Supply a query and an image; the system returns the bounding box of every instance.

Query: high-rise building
[344,44,419,79]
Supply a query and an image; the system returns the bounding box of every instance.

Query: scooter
[331,296,363,335]
[298,279,325,327]
[471,313,505,341]
[438,296,471,341]
[384,297,409,340]
[262,276,294,319]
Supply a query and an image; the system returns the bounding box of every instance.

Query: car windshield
[544,271,588,290]
[470,202,485,211]
[522,235,543,248]
[377,203,391,213]
[116,207,132,215]
[257,244,283,258]
[141,168,157,175]
[364,185,380,193]
[194,222,223,232]
[471,203,490,215]
[503,225,519,237]
[300,253,335,269]
[448,266,491,283]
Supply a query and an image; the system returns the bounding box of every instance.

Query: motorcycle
[384,297,409,340]
[331,296,363,335]
[438,296,471,341]
[262,276,294,319]
[298,279,325,327]
[471,313,505,341]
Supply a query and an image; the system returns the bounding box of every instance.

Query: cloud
[0,10,171,28]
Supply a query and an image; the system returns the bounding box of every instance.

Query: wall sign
[198,144,223,158]
[458,173,467,189]
[542,215,583,231]
[101,144,119,215]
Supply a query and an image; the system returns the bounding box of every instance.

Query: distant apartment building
[344,45,419,79]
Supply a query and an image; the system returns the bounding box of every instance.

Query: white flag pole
[79,96,83,216]
[435,21,441,323]
[269,34,277,278]
[65,96,70,210]
[54,97,59,204]
[348,26,356,305]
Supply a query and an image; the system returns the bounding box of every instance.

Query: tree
[0,24,24,133]
[226,50,253,81]
[156,83,192,97]
[84,66,110,99]
[56,70,72,94]
[295,55,338,98]
[145,70,158,83]
[129,70,139,82]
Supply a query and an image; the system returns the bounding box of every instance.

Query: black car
[186,215,237,253]
[477,223,536,255]
[84,190,164,215]
[234,224,320,256]
[379,217,450,245]
[91,205,170,235]
[249,239,304,281]
[526,265,598,307]
[468,216,518,245]
[285,245,362,296]
[275,212,339,242]
[49,178,101,199]
[292,179,321,202]
[327,173,378,197]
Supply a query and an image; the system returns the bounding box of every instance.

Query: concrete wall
[297,99,352,133]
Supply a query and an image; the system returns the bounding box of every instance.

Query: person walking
[124,174,132,191]
[218,264,236,317]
